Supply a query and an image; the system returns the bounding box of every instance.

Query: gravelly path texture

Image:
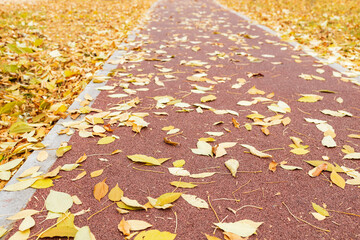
[4,0,360,239]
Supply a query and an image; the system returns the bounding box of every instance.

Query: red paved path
[5,0,360,239]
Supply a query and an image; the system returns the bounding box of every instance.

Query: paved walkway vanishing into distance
[2,0,360,239]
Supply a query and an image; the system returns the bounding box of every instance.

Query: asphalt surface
[3,0,360,239]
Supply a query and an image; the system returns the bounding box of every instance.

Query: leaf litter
[2,0,360,238]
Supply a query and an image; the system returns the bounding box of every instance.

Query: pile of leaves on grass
[219,0,360,73]
[0,0,156,187]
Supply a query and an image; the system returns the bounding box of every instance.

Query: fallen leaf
[322,135,336,148]
[121,197,146,210]
[90,169,104,178]
[214,219,263,237]
[170,181,197,188]
[189,172,216,178]
[72,171,86,181]
[182,194,209,209]
[201,95,217,102]
[56,145,72,157]
[8,229,30,240]
[134,230,176,240]
[280,165,302,171]
[45,190,73,213]
[205,234,222,240]
[127,154,161,165]
[268,160,278,172]
[3,178,37,192]
[308,163,328,177]
[19,216,35,231]
[311,212,326,221]
[0,158,23,172]
[330,170,345,189]
[74,226,93,240]
[37,151,49,162]
[127,220,153,231]
[343,152,360,159]
[31,178,54,189]
[164,137,180,146]
[191,140,213,156]
[97,136,116,145]
[7,209,39,221]
[155,192,182,207]
[240,144,272,158]
[93,178,109,201]
[108,183,124,202]
[39,213,77,238]
[298,94,323,102]
[172,159,185,167]
[223,232,247,240]
[225,159,239,177]
[118,217,131,236]
[168,167,190,176]
[312,202,329,217]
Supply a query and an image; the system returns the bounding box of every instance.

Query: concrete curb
[0,0,163,229]
[213,0,360,84]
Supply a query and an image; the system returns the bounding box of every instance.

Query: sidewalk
[2,0,360,239]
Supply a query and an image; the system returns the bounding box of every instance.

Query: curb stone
[0,0,163,229]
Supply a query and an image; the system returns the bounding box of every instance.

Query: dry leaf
[240,144,272,158]
[343,152,360,160]
[93,178,109,201]
[330,170,345,189]
[322,135,336,148]
[108,183,124,202]
[170,181,197,188]
[127,220,152,231]
[134,230,176,240]
[127,154,161,165]
[225,159,239,177]
[56,145,72,157]
[97,136,116,145]
[312,202,329,217]
[181,194,209,209]
[201,95,217,102]
[7,209,39,221]
[232,118,240,128]
[308,163,328,177]
[19,216,35,231]
[76,153,87,163]
[214,219,263,237]
[74,226,94,240]
[224,232,247,240]
[118,218,131,236]
[164,137,180,146]
[298,94,323,102]
[40,213,77,238]
[37,151,49,162]
[205,234,222,240]
[90,169,104,178]
[72,171,86,181]
[155,192,182,207]
[268,160,278,172]
[172,159,185,167]
[45,190,73,213]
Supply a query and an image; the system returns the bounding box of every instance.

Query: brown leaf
[93,178,109,201]
[309,163,328,177]
[261,127,270,135]
[164,137,179,146]
[232,118,240,128]
[118,217,131,236]
[268,160,278,172]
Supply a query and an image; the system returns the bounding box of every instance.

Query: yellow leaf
[201,95,217,102]
[56,145,72,157]
[97,136,115,145]
[155,192,182,206]
[90,169,104,178]
[162,126,174,131]
[93,178,109,201]
[71,171,86,181]
[118,217,131,236]
[330,170,345,189]
[45,190,73,213]
[127,154,161,165]
[298,94,323,102]
[198,137,216,142]
[39,213,77,238]
[244,123,252,131]
[134,230,176,240]
[108,183,124,202]
[170,181,197,188]
[76,153,87,163]
[305,161,343,172]
[348,134,360,139]
[172,159,185,168]
[111,149,122,155]
[290,148,310,155]
[312,202,329,217]
[31,178,54,189]
[9,122,34,134]
[205,234,222,240]
[247,86,265,95]
[116,201,144,211]
[246,113,265,119]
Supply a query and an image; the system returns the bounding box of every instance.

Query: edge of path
[213,0,360,85]
[0,0,164,229]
